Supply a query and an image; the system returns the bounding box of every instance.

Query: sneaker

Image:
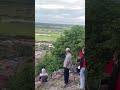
[64,83,67,87]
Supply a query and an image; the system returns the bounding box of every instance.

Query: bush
[35,53,63,76]
[52,25,85,61]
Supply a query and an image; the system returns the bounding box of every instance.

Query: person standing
[63,48,72,87]
[78,48,86,90]
[107,51,120,90]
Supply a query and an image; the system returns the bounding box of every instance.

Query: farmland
[35,23,73,42]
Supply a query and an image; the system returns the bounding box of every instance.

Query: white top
[63,53,72,69]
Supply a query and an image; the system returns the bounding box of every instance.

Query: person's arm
[65,60,70,68]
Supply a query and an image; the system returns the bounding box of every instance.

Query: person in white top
[39,68,48,82]
[63,48,72,87]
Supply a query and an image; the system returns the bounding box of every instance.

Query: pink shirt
[79,51,86,68]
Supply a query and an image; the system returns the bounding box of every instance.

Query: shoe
[64,83,67,87]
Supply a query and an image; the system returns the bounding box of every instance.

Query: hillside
[35,69,80,90]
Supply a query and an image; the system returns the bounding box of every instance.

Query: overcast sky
[35,0,85,25]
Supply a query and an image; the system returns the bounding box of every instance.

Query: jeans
[80,67,85,89]
[64,67,69,84]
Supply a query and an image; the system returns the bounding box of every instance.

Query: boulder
[35,81,41,88]
[52,69,63,79]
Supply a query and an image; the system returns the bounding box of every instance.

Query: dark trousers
[64,67,69,84]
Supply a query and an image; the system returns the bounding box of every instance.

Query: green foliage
[86,0,120,89]
[52,25,85,61]
[35,53,63,76]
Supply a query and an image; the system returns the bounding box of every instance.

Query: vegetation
[86,0,120,89]
[35,33,60,42]
[35,25,85,76]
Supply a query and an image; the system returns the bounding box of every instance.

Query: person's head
[41,68,46,74]
[65,48,71,54]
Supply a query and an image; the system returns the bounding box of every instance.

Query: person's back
[41,75,48,82]
[64,53,72,69]
[63,48,72,87]
[39,68,48,82]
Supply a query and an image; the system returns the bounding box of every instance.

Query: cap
[66,48,70,51]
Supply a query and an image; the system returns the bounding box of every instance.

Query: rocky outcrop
[52,69,64,79]
[35,69,80,90]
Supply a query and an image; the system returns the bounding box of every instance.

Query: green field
[35,33,61,42]
[35,23,71,42]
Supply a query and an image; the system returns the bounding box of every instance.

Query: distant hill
[36,22,73,26]
[35,23,84,30]
[35,23,73,29]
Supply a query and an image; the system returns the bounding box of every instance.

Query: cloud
[35,0,85,25]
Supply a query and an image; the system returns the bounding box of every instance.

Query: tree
[86,0,120,89]
[52,25,85,62]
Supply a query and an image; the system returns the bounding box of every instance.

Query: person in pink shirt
[78,48,86,90]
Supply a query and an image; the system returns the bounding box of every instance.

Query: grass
[35,35,56,42]
[35,28,62,42]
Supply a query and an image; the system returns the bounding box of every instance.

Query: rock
[69,65,77,73]
[35,81,41,88]
[52,69,63,79]
[69,73,79,83]
[52,74,62,79]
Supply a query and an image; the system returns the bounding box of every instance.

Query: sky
[35,0,85,25]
